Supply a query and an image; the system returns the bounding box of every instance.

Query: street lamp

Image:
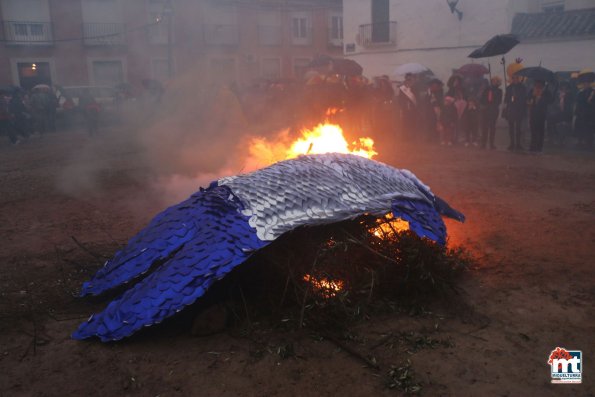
[446,0,463,21]
[162,0,174,79]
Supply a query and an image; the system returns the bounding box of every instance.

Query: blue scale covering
[74,184,463,342]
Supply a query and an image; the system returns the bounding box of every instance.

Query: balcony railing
[358,21,397,46]
[83,23,126,45]
[1,20,53,45]
[203,24,239,46]
[258,25,282,46]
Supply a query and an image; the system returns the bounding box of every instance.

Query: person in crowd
[0,92,18,145]
[79,89,101,136]
[398,73,418,141]
[370,75,396,146]
[527,80,553,153]
[462,97,479,146]
[503,74,528,151]
[46,89,58,133]
[419,78,444,143]
[479,76,503,150]
[546,82,574,147]
[446,74,467,144]
[574,81,595,150]
[440,96,457,145]
[30,87,51,135]
[8,90,30,141]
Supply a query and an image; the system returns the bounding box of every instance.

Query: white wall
[81,0,123,23]
[343,0,595,81]
[1,0,50,21]
[343,0,515,56]
[345,37,595,83]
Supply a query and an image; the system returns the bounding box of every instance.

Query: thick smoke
[56,64,289,206]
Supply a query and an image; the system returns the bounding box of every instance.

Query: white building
[342,0,595,82]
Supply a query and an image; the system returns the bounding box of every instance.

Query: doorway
[17,62,51,90]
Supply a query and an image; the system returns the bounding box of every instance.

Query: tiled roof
[511,8,595,40]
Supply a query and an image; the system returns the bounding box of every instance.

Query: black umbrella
[468,34,520,58]
[514,66,556,83]
[308,55,333,68]
[577,71,595,83]
[331,58,363,76]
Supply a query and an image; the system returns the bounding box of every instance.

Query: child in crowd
[463,98,479,146]
[440,96,457,145]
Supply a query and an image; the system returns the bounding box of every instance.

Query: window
[330,15,343,40]
[290,13,311,45]
[543,5,564,12]
[542,0,564,12]
[14,24,28,36]
[371,0,390,43]
[292,17,307,39]
[92,60,124,86]
[261,58,281,79]
[328,13,343,47]
[30,24,44,36]
[11,23,47,40]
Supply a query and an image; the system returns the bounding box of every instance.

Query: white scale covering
[218,153,434,241]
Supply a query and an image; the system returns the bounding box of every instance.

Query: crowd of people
[2,61,594,154]
[0,80,162,145]
[238,60,595,154]
[0,86,60,145]
[396,65,595,153]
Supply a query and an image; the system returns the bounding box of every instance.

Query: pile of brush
[196,216,472,335]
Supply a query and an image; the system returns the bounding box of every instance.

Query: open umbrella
[457,63,489,78]
[33,83,51,91]
[468,34,519,58]
[332,58,363,76]
[392,63,431,80]
[514,66,556,83]
[308,55,333,68]
[577,69,595,83]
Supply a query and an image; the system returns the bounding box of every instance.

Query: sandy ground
[0,126,594,397]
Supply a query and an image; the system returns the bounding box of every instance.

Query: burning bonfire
[246,118,376,169]
[73,117,466,342]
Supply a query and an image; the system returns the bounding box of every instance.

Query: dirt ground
[0,126,594,397]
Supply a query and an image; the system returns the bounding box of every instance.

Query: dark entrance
[371,0,390,43]
[17,62,52,90]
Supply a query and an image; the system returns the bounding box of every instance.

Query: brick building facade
[0,0,342,90]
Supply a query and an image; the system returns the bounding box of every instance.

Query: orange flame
[369,213,410,239]
[245,114,377,170]
[287,123,377,159]
[303,274,344,298]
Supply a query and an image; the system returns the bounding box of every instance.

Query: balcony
[358,21,397,47]
[1,20,53,45]
[203,24,239,46]
[258,25,282,46]
[83,23,126,46]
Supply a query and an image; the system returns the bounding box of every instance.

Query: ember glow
[370,214,410,239]
[303,274,345,298]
